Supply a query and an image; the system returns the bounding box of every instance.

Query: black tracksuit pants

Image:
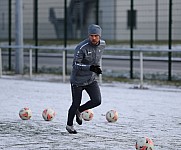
[67,81,101,126]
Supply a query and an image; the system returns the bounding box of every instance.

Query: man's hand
[90,65,102,75]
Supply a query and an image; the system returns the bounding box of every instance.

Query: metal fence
[0,0,181,41]
[0,0,181,82]
[1,45,181,85]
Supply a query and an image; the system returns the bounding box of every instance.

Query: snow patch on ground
[0,76,181,149]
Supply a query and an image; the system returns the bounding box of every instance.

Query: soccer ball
[19,107,32,120]
[106,110,118,122]
[42,108,56,121]
[81,109,94,121]
[135,137,154,150]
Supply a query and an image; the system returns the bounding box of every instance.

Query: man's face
[89,34,100,45]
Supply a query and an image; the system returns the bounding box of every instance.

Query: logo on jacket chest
[87,49,101,55]
[88,51,92,55]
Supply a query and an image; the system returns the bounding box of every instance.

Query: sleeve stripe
[80,42,89,49]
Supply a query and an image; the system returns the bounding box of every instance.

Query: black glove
[90,65,102,75]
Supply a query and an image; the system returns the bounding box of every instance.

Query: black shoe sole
[66,127,77,134]
[67,130,77,134]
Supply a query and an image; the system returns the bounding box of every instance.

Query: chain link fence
[0,0,181,42]
[0,0,181,82]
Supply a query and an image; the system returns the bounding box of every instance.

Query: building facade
[0,0,181,41]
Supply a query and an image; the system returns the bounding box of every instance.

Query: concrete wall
[0,0,9,39]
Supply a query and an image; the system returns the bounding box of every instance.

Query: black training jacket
[70,38,106,86]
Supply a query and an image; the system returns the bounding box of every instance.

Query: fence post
[0,48,2,77]
[140,51,143,88]
[29,49,32,79]
[15,0,24,74]
[62,50,66,82]
[168,0,172,81]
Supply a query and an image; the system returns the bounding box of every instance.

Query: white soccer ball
[135,137,154,150]
[42,108,56,121]
[106,110,118,122]
[19,107,32,120]
[81,109,94,121]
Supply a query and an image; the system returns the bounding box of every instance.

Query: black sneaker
[66,125,77,134]
[76,110,82,125]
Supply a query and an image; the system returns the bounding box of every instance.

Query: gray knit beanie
[88,24,102,37]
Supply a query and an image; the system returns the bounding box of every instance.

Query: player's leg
[75,108,82,125]
[66,84,83,133]
[79,81,101,112]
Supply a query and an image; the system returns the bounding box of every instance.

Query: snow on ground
[0,76,181,150]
